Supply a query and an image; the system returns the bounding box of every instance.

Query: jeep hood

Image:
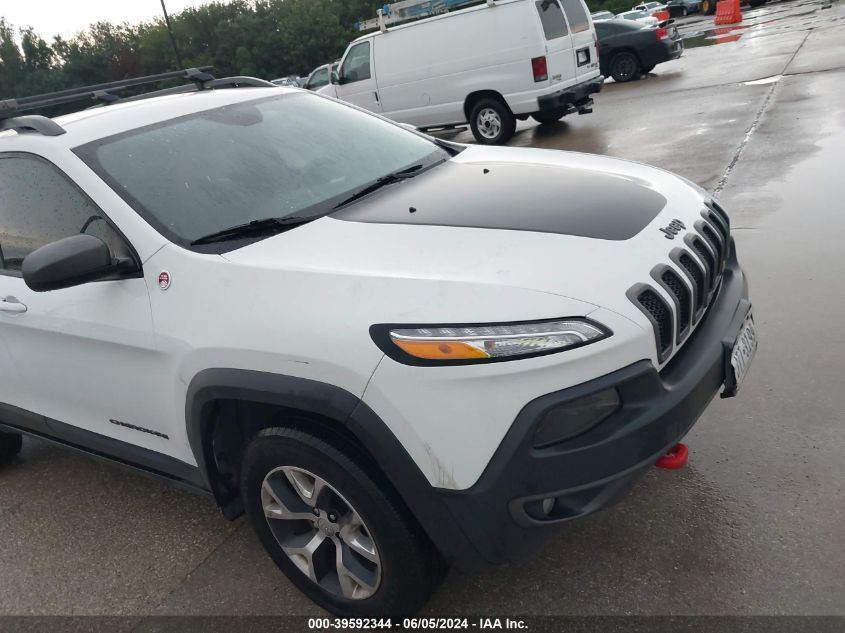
[222,145,714,324]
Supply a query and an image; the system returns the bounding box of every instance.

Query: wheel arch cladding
[184,369,479,566]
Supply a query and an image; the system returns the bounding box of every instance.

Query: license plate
[729,313,757,393]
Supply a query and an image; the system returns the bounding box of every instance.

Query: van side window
[340,42,372,83]
[535,0,569,39]
[0,155,131,273]
[560,0,591,33]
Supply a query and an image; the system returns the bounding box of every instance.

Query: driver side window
[340,42,372,84]
[308,67,329,90]
[0,154,131,274]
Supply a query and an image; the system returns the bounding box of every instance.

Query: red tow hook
[655,443,689,470]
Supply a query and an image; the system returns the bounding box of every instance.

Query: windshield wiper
[190,216,311,246]
[333,164,425,209]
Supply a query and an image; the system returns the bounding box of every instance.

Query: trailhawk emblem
[660,219,686,240]
[158,271,171,290]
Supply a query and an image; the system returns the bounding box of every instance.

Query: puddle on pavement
[680,0,841,48]
[742,74,783,85]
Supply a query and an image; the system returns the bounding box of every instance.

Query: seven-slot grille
[630,203,731,362]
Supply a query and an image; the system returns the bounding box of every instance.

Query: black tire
[609,51,641,83]
[241,427,445,618]
[681,6,689,15]
[0,430,22,467]
[531,108,567,125]
[468,97,516,145]
[701,0,716,14]
[641,64,656,74]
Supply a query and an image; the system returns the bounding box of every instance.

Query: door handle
[374,91,380,104]
[0,297,27,314]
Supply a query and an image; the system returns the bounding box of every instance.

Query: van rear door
[558,0,600,83]
[534,0,576,89]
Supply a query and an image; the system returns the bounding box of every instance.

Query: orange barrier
[714,0,742,24]
[653,9,670,21]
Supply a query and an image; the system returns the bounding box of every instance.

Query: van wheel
[531,108,567,125]
[469,97,516,145]
[241,427,445,617]
[609,52,640,83]
[0,430,22,467]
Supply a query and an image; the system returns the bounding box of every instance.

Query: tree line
[0,0,385,100]
[1,0,621,101]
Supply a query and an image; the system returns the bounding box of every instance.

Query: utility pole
[159,0,184,69]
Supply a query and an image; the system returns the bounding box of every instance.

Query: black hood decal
[334,161,667,241]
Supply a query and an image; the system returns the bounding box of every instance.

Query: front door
[336,40,383,114]
[0,153,171,454]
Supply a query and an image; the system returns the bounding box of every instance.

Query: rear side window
[560,0,591,33]
[535,0,569,39]
[0,155,129,272]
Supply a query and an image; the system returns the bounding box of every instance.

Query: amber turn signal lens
[391,339,490,360]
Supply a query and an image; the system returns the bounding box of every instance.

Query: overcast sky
[1,0,221,40]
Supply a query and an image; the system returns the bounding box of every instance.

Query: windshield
[76,92,449,248]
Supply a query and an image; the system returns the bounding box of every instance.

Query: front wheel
[0,430,22,467]
[610,52,641,83]
[469,97,517,145]
[701,0,716,14]
[241,427,445,617]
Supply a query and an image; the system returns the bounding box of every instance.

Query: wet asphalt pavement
[1,0,844,620]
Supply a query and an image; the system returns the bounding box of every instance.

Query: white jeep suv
[0,70,756,617]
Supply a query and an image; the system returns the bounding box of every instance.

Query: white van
[318,0,603,144]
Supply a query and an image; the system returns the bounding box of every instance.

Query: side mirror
[22,234,132,292]
[330,71,340,85]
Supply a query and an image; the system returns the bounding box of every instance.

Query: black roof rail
[0,115,66,137]
[0,68,282,138]
[110,76,276,106]
[0,67,215,122]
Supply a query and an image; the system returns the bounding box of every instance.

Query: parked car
[701,0,764,14]
[596,18,683,82]
[0,65,756,617]
[591,10,616,20]
[633,1,668,11]
[302,62,339,91]
[318,0,603,144]
[617,9,660,25]
[270,75,302,87]
[665,0,701,15]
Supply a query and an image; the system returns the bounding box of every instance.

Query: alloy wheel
[261,466,382,600]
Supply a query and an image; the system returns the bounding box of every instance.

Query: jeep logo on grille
[660,219,686,240]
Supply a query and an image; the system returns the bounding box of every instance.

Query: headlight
[371,318,611,366]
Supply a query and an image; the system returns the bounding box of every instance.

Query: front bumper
[537,76,604,115]
[432,254,751,569]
